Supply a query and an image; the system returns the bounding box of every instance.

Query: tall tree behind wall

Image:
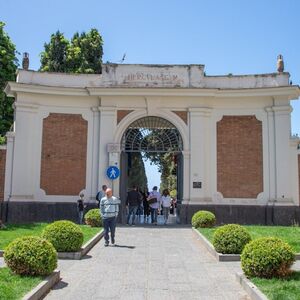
[0,22,18,144]
[40,29,103,74]
[128,152,148,192]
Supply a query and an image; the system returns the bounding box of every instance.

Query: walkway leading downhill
[45,226,250,300]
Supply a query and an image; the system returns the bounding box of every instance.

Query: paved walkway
[45,226,250,300]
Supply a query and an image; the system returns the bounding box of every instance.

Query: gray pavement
[45,226,250,300]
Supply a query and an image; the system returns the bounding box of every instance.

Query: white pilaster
[188,108,212,202]
[11,102,38,200]
[98,107,117,194]
[4,133,14,202]
[273,103,293,200]
[182,150,190,203]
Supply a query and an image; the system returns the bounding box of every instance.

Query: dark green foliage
[241,237,295,278]
[4,236,57,276]
[212,224,251,254]
[192,210,216,228]
[84,209,102,227]
[0,22,18,140]
[128,152,148,192]
[42,220,83,252]
[40,28,103,74]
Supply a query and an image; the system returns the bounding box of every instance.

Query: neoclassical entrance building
[1,63,300,224]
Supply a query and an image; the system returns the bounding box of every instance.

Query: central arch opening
[119,116,184,224]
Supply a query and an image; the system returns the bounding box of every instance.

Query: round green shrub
[212,224,251,254]
[84,209,102,227]
[4,236,57,276]
[191,210,216,228]
[42,220,84,252]
[241,237,295,278]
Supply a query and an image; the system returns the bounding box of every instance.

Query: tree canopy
[0,22,18,143]
[40,29,103,74]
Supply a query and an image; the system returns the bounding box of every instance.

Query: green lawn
[251,271,300,300]
[0,223,102,250]
[0,267,43,300]
[197,225,300,252]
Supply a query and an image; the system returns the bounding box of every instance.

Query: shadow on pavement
[81,254,92,260]
[52,280,68,290]
[113,245,135,249]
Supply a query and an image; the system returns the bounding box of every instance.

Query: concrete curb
[236,273,268,300]
[22,269,60,300]
[192,228,240,261]
[57,229,104,260]
[192,228,300,262]
[0,229,104,259]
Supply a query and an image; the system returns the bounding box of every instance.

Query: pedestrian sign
[106,166,120,180]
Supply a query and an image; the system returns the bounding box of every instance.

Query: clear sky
[1,0,300,189]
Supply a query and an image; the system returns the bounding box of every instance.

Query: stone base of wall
[1,201,98,224]
[1,202,300,225]
[179,204,300,226]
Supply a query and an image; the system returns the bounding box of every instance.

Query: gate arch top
[121,116,183,152]
[114,110,188,151]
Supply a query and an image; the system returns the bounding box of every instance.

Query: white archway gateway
[3,63,300,224]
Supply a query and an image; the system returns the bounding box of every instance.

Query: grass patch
[0,223,102,250]
[197,225,300,252]
[0,267,42,300]
[251,271,300,300]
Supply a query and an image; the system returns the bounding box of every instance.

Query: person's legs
[132,206,138,224]
[109,217,117,245]
[103,218,110,246]
[150,207,155,223]
[78,211,83,224]
[153,208,158,224]
[126,206,132,224]
[163,207,169,224]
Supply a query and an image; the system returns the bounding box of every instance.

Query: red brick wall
[117,110,133,124]
[217,116,263,198]
[40,113,88,195]
[0,149,6,201]
[172,111,188,124]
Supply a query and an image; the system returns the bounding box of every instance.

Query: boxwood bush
[212,224,251,254]
[84,208,102,227]
[241,237,295,278]
[42,220,83,252]
[4,236,57,276]
[192,210,216,228]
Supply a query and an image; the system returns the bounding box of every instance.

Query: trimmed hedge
[241,237,295,278]
[84,209,102,227]
[192,210,216,228]
[4,236,57,276]
[42,220,83,252]
[212,224,251,254]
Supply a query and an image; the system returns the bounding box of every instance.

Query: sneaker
[104,241,109,247]
[111,242,116,247]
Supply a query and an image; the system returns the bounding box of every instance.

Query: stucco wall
[217,116,263,198]
[0,148,6,201]
[40,113,88,195]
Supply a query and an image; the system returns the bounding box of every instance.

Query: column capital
[188,107,212,117]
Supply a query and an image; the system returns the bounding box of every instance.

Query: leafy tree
[40,29,103,74]
[40,31,69,72]
[0,22,18,142]
[128,152,148,191]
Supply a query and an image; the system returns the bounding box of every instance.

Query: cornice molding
[4,82,300,99]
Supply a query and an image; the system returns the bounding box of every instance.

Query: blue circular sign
[106,166,120,180]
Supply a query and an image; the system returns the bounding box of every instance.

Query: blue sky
[1,0,300,189]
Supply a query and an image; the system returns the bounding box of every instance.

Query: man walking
[148,186,161,225]
[126,186,142,225]
[100,188,120,246]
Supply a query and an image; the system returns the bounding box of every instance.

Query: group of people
[126,186,176,226]
[77,184,177,247]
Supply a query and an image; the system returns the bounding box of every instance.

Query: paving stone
[44,227,249,300]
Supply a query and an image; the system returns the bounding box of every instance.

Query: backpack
[96,191,101,202]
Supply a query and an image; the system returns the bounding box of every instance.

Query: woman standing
[161,189,172,225]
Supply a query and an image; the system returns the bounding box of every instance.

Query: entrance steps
[127,214,178,225]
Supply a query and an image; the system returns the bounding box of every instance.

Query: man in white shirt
[147,186,161,225]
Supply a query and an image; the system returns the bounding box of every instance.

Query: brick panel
[0,149,6,201]
[117,110,133,124]
[217,115,263,198]
[40,113,87,195]
[172,111,188,124]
